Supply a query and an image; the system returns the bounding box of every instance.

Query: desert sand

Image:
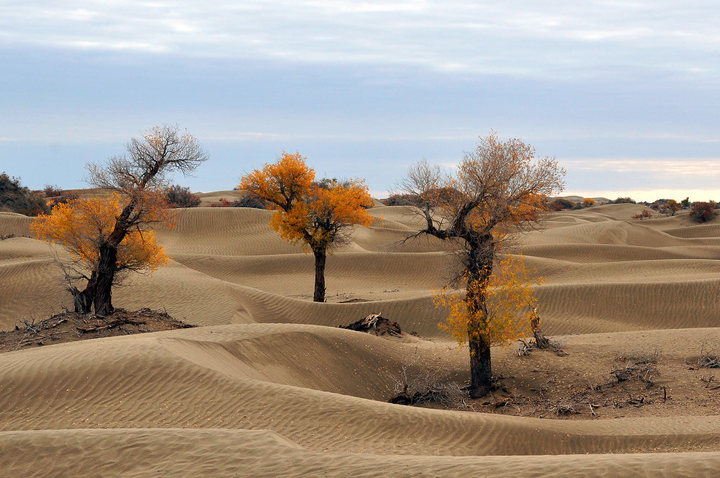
[1,202,720,476]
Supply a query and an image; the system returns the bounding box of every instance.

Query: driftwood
[340,313,402,337]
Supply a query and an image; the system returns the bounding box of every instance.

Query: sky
[0,1,719,201]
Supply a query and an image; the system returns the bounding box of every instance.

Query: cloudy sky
[1,1,719,200]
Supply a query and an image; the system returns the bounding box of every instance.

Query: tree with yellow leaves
[240,152,373,302]
[401,132,565,397]
[435,254,538,347]
[32,125,207,314]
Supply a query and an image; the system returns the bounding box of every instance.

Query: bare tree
[401,132,565,397]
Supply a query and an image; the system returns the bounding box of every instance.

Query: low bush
[549,198,575,211]
[233,194,269,209]
[384,193,422,207]
[690,201,717,223]
[609,197,636,204]
[632,209,653,220]
[165,185,201,208]
[650,199,680,216]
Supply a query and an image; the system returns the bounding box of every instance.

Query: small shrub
[165,185,201,208]
[632,209,653,220]
[690,201,717,223]
[210,198,231,207]
[48,191,80,207]
[650,199,680,216]
[233,194,269,209]
[43,185,64,198]
[690,344,720,369]
[389,361,467,408]
[610,197,636,204]
[549,198,575,211]
[582,198,595,208]
[384,193,422,207]
[611,352,659,386]
[209,195,269,209]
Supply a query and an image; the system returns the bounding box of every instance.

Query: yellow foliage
[31,193,170,273]
[240,154,373,252]
[239,152,315,210]
[435,254,539,346]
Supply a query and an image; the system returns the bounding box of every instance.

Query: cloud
[563,188,720,203]
[0,1,718,79]
[563,158,720,177]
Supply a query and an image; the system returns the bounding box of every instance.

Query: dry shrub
[549,198,574,211]
[389,356,468,409]
[689,344,720,369]
[609,197,636,204]
[632,209,653,220]
[611,352,659,386]
[233,194,269,209]
[165,185,201,208]
[690,201,717,223]
[43,185,64,198]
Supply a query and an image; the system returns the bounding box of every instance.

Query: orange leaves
[240,154,373,252]
[239,152,315,211]
[435,255,539,347]
[31,193,169,273]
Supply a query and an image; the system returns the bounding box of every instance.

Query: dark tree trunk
[468,333,492,398]
[93,243,119,315]
[67,268,97,314]
[71,284,94,314]
[465,234,495,398]
[313,247,327,302]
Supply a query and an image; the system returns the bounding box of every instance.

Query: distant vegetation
[383,193,423,207]
[609,197,636,204]
[43,185,80,207]
[548,197,597,211]
[165,185,201,208]
[209,194,269,209]
[0,173,48,216]
[650,199,680,216]
[632,209,653,220]
[690,201,717,223]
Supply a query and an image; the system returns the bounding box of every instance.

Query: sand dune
[5,428,720,477]
[0,212,32,237]
[3,325,720,476]
[2,202,720,475]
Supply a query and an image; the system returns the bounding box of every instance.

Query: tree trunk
[67,269,97,314]
[92,243,119,315]
[313,247,327,302]
[71,284,94,314]
[465,234,495,398]
[468,333,492,398]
